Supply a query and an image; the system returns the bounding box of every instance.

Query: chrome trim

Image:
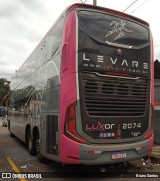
[94,72,140,80]
[106,41,132,49]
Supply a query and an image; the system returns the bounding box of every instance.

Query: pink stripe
[60,11,80,164]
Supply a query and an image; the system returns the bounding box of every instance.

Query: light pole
[93,0,97,5]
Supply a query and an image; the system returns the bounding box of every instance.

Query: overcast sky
[0,0,159,80]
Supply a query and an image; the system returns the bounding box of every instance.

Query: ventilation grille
[80,72,149,117]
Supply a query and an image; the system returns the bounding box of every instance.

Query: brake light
[65,101,86,143]
[144,130,153,139]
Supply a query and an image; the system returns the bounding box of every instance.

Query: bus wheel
[8,120,14,137]
[36,133,47,163]
[10,131,14,137]
[27,128,36,155]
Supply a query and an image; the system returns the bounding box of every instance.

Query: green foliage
[0,78,10,106]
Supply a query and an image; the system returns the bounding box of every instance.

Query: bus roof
[65,3,149,27]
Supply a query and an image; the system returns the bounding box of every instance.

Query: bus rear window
[78,10,149,46]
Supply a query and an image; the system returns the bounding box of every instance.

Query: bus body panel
[60,10,80,164]
[58,101,154,165]
[9,110,29,143]
[79,136,154,165]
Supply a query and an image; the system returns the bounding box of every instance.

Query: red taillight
[144,129,153,139]
[65,101,86,143]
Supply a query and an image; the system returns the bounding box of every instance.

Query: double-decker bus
[8,3,154,165]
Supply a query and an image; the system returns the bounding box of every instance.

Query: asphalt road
[0,117,160,181]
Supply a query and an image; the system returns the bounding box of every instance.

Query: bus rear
[60,4,154,164]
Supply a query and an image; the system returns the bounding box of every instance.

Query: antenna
[93,0,97,5]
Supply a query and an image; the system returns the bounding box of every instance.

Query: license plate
[112,151,126,159]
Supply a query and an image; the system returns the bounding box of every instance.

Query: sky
[0,0,159,80]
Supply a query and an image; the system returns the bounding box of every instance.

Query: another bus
[8,3,154,165]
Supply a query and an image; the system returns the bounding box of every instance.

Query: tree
[0,78,10,106]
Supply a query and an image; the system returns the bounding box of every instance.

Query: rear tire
[36,133,47,163]
[8,120,14,137]
[10,131,14,137]
[27,128,36,155]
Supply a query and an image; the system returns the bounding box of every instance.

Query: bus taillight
[65,101,86,143]
[144,129,153,139]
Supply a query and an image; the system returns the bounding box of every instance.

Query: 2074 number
[122,123,141,129]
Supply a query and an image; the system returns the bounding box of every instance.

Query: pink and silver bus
[8,3,154,165]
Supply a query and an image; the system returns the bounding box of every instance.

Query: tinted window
[78,11,149,46]
[49,17,64,58]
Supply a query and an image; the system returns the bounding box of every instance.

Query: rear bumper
[60,134,154,165]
